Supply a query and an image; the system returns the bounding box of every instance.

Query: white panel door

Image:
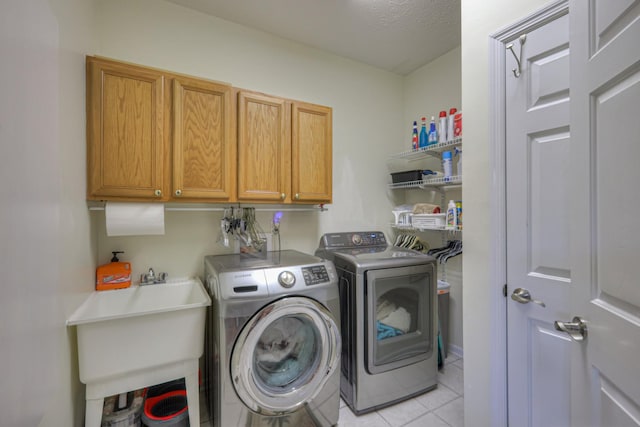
[505,9,572,427]
[568,1,640,425]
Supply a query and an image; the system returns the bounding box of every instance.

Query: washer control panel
[302,265,330,286]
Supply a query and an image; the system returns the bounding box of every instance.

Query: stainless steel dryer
[315,232,438,415]
[204,250,341,427]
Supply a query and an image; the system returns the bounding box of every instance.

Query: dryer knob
[278,271,296,288]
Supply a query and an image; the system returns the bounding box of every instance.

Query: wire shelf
[392,223,463,233]
[388,175,462,190]
[389,138,462,161]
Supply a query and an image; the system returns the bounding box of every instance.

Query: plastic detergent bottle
[438,111,447,143]
[419,117,428,148]
[454,147,462,176]
[442,150,453,181]
[412,121,419,150]
[428,116,438,145]
[448,108,457,141]
[446,200,458,230]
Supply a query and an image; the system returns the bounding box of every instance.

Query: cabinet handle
[175,189,182,196]
[281,193,286,200]
[154,189,162,197]
[294,193,300,200]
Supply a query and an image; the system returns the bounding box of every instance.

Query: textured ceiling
[165,0,461,75]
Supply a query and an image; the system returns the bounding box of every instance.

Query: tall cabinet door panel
[237,91,290,202]
[87,57,165,200]
[172,77,234,201]
[292,102,332,203]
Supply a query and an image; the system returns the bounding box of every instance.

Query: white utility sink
[67,278,211,427]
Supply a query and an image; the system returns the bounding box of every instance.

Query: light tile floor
[200,355,464,427]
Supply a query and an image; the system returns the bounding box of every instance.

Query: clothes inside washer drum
[253,316,319,389]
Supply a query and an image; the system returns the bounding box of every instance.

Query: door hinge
[503,284,508,297]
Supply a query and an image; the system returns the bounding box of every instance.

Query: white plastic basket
[412,213,446,229]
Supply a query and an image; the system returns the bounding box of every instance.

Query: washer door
[231,296,340,415]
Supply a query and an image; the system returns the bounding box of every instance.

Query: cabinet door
[237,91,290,202]
[292,102,332,203]
[87,57,165,200]
[172,77,235,201]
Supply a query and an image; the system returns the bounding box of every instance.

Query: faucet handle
[140,268,167,285]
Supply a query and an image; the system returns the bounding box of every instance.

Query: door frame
[488,1,568,426]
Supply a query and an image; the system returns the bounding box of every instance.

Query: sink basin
[67,277,211,426]
[67,278,211,384]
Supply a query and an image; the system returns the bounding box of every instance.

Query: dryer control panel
[317,231,387,248]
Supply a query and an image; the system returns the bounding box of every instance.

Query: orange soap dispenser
[96,251,132,291]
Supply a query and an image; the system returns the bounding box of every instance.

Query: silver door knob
[175,189,182,196]
[154,189,162,197]
[511,287,546,307]
[554,316,587,342]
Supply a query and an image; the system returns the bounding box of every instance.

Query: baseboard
[448,344,463,359]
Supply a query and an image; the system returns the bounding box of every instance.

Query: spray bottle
[419,117,428,149]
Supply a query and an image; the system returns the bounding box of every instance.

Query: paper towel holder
[88,202,328,212]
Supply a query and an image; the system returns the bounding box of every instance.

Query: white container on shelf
[445,200,458,230]
[442,151,453,181]
[412,213,446,229]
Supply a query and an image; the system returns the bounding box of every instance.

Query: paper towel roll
[105,202,165,236]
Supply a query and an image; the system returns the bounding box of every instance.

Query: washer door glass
[231,296,340,415]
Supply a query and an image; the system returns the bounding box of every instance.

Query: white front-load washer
[204,250,341,427]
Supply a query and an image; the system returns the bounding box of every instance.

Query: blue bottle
[419,117,428,149]
[428,116,438,146]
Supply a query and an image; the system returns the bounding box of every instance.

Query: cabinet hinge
[503,284,508,297]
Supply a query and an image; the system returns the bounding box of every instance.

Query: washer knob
[351,234,363,245]
[278,271,296,288]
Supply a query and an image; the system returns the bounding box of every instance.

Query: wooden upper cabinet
[87,57,166,200]
[292,102,332,203]
[86,57,331,204]
[236,91,333,204]
[237,91,291,202]
[172,76,235,201]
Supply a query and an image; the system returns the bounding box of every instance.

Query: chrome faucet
[140,268,167,285]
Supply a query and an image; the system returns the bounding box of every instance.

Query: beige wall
[93,0,405,281]
[461,0,552,425]
[0,0,96,425]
